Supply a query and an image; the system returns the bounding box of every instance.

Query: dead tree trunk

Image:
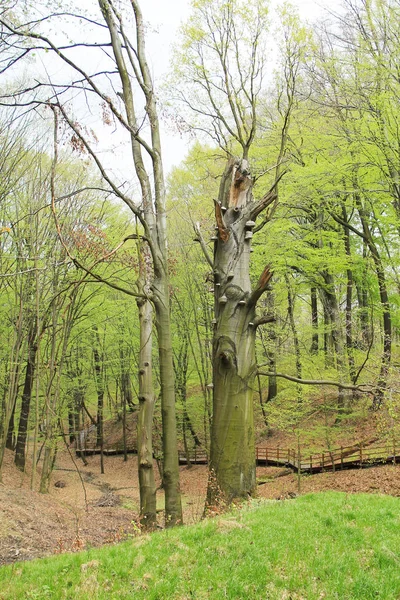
[208,158,275,504]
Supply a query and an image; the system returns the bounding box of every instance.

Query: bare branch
[257,371,374,393]
[193,222,213,268]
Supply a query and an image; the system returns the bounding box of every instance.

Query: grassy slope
[1,492,400,600]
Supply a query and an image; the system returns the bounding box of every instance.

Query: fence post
[393,441,396,465]
[310,455,312,472]
[322,452,324,472]
[266,448,268,462]
[360,444,363,469]
[341,446,343,470]
[277,446,280,462]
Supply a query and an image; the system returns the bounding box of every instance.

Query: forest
[0,0,400,546]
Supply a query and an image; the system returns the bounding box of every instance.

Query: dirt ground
[1,446,400,566]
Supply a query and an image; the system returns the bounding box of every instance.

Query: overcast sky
[137,0,330,174]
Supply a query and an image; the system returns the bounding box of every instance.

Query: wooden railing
[77,438,400,473]
[256,441,400,473]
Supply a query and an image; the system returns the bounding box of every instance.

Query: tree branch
[253,314,276,328]
[250,170,287,220]
[248,264,273,308]
[257,370,373,393]
[193,222,213,268]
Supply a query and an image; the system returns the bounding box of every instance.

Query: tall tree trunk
[153,289,183,525]
[121,369,135,411]
[0,307,24,482]
[15,323,38,471]
[356,277,371,349]
[136,243,157,528]
[93,334,104,475]
[342,208,356,384]
[310,286,319,354]
[286,276,303,383]
[208,158,274,504]
[356,202,392,407]
[259,291,278,405]
[97,0,183,525]
[321,272,346,410]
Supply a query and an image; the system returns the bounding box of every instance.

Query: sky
[17,0,332,183]
[138,0,331,174]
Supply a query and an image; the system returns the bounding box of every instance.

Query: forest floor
[2,441,400,566]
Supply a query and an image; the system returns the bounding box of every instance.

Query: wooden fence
[256,441,400,473]
[77,439,400,473]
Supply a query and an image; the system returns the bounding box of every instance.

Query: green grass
[2,492,400,599]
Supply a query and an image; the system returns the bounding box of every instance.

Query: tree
[173,0,304,502]
[0,0,183,524]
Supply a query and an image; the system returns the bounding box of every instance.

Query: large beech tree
[208,158,276,501]
[175,0,303,501]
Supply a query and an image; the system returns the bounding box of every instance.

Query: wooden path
[256,440,400,473]
[78,439,400,473]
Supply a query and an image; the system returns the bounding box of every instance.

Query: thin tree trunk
[321,272,346,411]
[342,208,356,384]
[137,290,157,528]
[153,291,183,525]
[356,202,392,407]
[5,403,16,451]
[93,337,105,475]
[310,286,319,354]
[0,304,25,482]
[15,323,38,471]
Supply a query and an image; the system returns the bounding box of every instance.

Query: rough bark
[208,158,275,504]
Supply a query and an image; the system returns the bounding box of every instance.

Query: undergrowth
[1,492,400,599]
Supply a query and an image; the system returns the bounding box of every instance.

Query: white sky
[15,0,333,183]
[138,0,331,174]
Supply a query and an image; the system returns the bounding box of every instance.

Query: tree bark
[310,286,319,354]
[15,322,38,471]
[208,158,274,504]
[320,271,346,410]
[136,241,157,528]
[355,201,391,407]
[342,208,356,384]
[5,403,16,451]
[153,287,183,524]
[93,335,104,475]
